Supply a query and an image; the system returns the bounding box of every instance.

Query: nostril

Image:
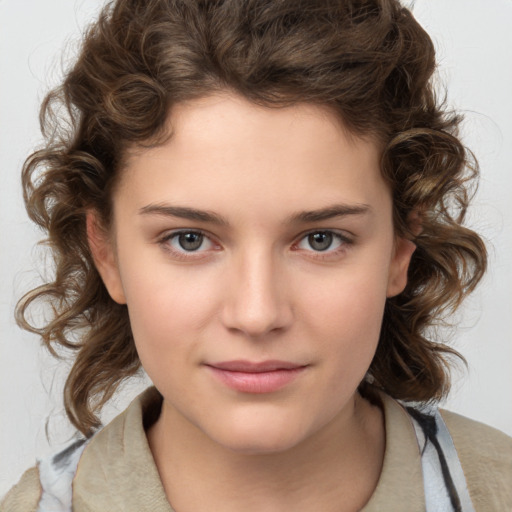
[220,290,293,337]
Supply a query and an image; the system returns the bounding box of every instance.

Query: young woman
[3,0,511,510]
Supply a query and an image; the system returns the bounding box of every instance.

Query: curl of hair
[17,0,487,435]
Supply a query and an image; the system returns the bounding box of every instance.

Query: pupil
[179,232,203,251]
[309,232,332,251]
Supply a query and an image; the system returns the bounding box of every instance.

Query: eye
[162,230,215,253]
[296,231,349,253]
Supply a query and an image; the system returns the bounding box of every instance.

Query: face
[90,92,414,454]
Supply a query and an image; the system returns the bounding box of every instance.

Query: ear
[386,236,417,298]
[86,211,127,304]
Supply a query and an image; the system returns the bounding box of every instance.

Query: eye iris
[178,232,203,251]
[308,232,333,251]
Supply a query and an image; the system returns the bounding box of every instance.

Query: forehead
[168,92,353,142]
[118,92,388,219]
[124,91,375,165]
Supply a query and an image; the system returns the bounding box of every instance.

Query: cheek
[299,259,390,379]
[119,262,220,367]
[303,261,389,334]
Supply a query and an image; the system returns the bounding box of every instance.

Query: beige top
[2,387,512,511]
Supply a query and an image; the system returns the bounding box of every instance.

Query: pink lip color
[205,360,307,393]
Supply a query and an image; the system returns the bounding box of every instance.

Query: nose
[220,248,293,338]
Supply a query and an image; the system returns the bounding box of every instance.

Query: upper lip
[206,360,306,373]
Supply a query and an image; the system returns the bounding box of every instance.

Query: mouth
[204,360,308,393]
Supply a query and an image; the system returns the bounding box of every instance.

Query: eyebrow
[139,202,371,225]
[139,204,230,225]
[286,203,372,223]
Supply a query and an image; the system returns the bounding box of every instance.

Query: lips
[204,360,308,393]
[208,360,304,372]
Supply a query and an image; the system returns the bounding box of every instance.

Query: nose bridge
[222,243,292,337]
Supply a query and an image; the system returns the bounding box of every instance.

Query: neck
[147,393,385,512]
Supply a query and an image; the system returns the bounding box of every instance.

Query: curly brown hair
[17,0,486,436]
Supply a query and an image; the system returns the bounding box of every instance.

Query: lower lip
[206,366,307,393]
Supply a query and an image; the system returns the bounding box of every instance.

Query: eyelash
[157,229,353,261]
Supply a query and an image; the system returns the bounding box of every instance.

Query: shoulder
[441,409,512,470]
[1,438,88,512]
[1,388,161,512]
[1,466,41,512]
[440,409,512,510]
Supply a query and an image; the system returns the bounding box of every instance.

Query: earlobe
[86,211,127,304]
[386,237,417,298]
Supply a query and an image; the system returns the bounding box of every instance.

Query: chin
[209,419,309,456]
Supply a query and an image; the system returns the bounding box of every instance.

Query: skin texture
[88,92,416,511]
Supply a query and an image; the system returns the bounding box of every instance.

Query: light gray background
[1,0,511,496]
